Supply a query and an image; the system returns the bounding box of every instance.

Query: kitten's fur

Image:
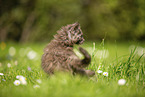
[41,22,95,76]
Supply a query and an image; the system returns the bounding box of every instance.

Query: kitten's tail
[79,47,91,65]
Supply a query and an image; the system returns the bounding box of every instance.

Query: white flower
[16,75,27,85]
[16,75,23,79]
[21,81,27,85]
[19,77,27,85]
[0,73,4,76]
[21,80,27,85]
[27,50,37,60]
[97,70,103,73]
[9,47,16,56]
[33,85,40,88]
[7,63,11,68]
[103,72,108,76]
[118,79,126,85]
[14,80,21,86]
[36,79,42,84]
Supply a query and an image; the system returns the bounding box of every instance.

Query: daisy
[97,70,103,74]
[16,75,23,79]
[118,79,126,85]
[19,76,27,85]
[16,75,27,85]
[103,72,108,77]
[0,73,4,76]
[36,79,42,84]
[14,80,21,86]
[7,63,11,68]
[21,80,27,85]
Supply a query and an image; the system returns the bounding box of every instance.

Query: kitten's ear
[74,22,80,30]
[74,22,79,26]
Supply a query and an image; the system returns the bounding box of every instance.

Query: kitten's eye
[68,27,72,30]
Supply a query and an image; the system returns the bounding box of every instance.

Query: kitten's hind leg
[71,65,95,77]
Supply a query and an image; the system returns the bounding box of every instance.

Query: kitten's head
[55,22,85,46]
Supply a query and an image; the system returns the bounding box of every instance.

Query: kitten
[41,22,95,76]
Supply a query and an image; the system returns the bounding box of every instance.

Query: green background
[0,0,145,42]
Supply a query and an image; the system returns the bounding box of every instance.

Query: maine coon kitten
[41,22,95,76]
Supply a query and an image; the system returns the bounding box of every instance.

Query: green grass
[0,41,145,97]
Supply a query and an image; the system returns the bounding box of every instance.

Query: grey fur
[41,22,95,76]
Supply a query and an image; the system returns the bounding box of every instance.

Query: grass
[0,41,145,97]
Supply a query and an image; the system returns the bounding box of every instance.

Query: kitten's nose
[79,38,85,44]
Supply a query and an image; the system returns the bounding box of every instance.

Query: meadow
[0,41,145,97]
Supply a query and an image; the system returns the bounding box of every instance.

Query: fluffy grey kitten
[41,22,95,76]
